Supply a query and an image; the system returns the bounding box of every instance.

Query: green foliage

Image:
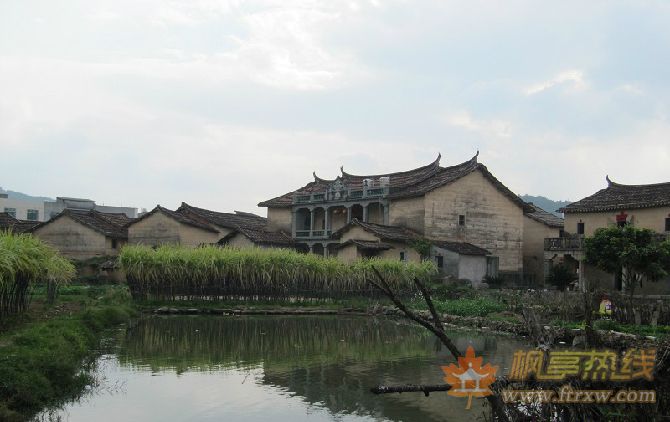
[0,305,133,420]
[414,297,505,317]
[119,245,437,301]
[410,238,432,259]
[546,264,576,291]
[585,226,670,293]
[0,231,75,317]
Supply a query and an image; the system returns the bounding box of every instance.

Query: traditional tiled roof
[432,241,490,256]
[259,153,532,212]
[331,219,422,243]
[176,203,267,230]
[33,209,131,239]
[127,206,219,233]
[524,203,564,228]
[337,239,393,251]
[560,177,670,213]
[178,203,293,246]
[0,212,40,233]
[220,228,295,247]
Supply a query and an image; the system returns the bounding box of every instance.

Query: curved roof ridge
[605,177,670,189]
[341,153,441,179]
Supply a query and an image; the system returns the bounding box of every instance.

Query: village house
[545,177,670,294]
[126,203,293,248]
[30,209,131,260]
[259,152,540,282]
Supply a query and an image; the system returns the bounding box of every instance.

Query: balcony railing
[294,229,332,239]
[544,236,585,251]
[292,187,389,205]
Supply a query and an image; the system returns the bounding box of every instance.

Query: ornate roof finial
[606,175,612,186]
[340,165,344,174]
[313,171,318,181]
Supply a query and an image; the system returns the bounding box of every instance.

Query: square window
[26,209,39,221]
[399,251,406,262]
[3,208,16,218]
[112,239,118,249]
[458,215,466,226]
[665,218,670,232]
[577,222,585,235]
[436,255,444,269]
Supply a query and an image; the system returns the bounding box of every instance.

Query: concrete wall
[128,212,220,247]
[389,197,425,233]
[564,206,670,236]
[340,226,379,242]
[0,197,45,221]
[458,255,488,285]
[226,233,255,248]
[423,170,524,273]
[32,215,116,260]
[267,208,292,232]
[338,244,361,263]
[523,216,562,286]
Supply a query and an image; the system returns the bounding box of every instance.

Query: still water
[41,315,528,422]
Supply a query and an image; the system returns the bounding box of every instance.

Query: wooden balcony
[293,187,389,205]
[544,236,584,252]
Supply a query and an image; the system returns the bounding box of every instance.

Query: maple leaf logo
[441,346,498,410]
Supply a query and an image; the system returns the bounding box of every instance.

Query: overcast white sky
[1,0,669,214]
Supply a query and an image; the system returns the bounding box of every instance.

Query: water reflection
[43,316,528,422]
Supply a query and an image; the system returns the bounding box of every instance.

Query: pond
[39,315,528,422]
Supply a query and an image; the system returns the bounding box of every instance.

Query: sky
[1,0,669,214]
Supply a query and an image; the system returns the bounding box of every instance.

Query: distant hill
[0,187,53,202]
[520,195,571,216]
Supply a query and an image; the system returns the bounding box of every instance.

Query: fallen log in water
[370,384,451,396]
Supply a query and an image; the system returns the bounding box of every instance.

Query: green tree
[584,226,670,295]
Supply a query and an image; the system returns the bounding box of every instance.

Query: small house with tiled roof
[259,152,529,277]
[522,203,564,285]
[330,219,493,283]
[545,177,670,294]
[0,212,41,233]
[31,209,133,259]
[127,203,294,249]
[559,176,670,237]
[126,205,222,247]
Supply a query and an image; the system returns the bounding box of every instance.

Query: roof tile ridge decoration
[559,175,670,214]
[340,153,442,180]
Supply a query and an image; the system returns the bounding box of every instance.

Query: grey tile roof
[33,209,132,239]
[129,206,219,233]
[432,241,490,256]
[337,239,393,251]
[524,203,564,228]
[0,212,40,233]
[331,219,422,243]
[560,177,670,213]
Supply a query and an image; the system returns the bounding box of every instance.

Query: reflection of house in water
[119,316,524,422]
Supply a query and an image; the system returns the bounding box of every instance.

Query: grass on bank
[0,231,75,318]
[0,285,135,422]
[119,244,437,301]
